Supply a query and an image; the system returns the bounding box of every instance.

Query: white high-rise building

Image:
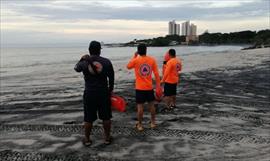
[168,20,198,42]
[181,21,197,36]
[176,24,180,35]
[168,20,174,35]
[181,23,185,36]
[180,20,198,43]
[190,23,197,36]
[168,20,180,35]
[181,21,191,36]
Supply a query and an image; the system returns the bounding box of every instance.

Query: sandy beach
[0,48,269,161]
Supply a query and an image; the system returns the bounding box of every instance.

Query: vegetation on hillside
[199,30,270,45]
[125,35,186,46]
[124,29,270,47]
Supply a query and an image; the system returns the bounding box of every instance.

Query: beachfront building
[168,20,198,44]
[181,21,190,36]
[190,23,197,36]
[176,24,180,35]
[181,21,197,36]
[168,20,180,35]
[181,20,199,43]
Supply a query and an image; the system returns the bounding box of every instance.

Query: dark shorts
[164,83,177,96]
[135,89,155,104]
[83,90,112,123]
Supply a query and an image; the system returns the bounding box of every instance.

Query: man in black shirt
[74,41,114,146]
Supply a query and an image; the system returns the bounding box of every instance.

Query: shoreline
[0,48,270,160]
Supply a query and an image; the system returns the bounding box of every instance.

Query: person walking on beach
[161,49,182,110]
[127,44,161,131]
[74,41,114,146]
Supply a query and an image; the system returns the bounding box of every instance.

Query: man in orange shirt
[161,49,182,110]
[127,44,161,131]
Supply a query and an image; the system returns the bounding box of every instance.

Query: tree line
[124,29,270,47]
[199,30,270,45]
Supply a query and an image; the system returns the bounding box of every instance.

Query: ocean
[0,45,244,108]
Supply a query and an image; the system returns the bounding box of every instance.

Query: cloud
[2,0,268,21]
[192,0,257,8]
[1,0,269,45]
[195,17,269,33]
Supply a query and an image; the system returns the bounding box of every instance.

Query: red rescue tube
[111,95,126,112]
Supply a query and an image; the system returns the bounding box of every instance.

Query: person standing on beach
[161,49,182,110]
[127,44,161,131]
[74,41,114,146]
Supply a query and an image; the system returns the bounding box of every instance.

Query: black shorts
[164,83,177,96]
[136,90,155,104]
[83,90,112,123]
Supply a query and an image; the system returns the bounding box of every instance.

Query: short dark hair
[168,49,176,57]
[88,41,101,55]
[137,43,147,55]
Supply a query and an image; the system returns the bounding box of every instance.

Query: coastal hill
[123,29,270,48]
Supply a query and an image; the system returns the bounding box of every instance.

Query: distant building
[181,21,197,36]
[168,20,198,43]
[168,20,180,35]
[181,21,190,36]
[176,24,180,35]
[190,23,197,36]
[181,20,198,43]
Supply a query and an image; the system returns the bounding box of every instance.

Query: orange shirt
[127,55,160,90]
[161,57,182,84]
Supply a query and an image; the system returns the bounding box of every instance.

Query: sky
[1,0,269,45]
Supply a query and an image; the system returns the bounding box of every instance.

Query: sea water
[0,45,244,107]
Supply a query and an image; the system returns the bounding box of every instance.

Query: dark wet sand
[0,51,270,161]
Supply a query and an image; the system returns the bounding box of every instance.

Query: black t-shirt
[74,55,114,92]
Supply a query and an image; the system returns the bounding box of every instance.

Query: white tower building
[168,20,180,35]
[176,24,180,35]
[181,21,190,36]
[190,24,197,36]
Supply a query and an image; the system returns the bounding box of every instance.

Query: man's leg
[164,83,173,109]
[164,96,173,109]
[171,83,177,108]
[136,104,144,131]
[84,122,92,142]
[172,95,176,107]
[103,120,111,143]
[137,104,144,124]
[148,101,156,128]
[163,96,170,108]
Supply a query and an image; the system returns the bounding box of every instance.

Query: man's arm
[161,61,172,83]
[74,61,83,72]
[126,52,138,69]
[153,60,161,87]
[108,61,115,92]
[74,55,90,72]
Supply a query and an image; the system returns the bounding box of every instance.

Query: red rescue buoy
[111,95,126,112]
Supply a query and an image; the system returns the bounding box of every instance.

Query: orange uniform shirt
[162,57,182,84]
[127,55,160,90]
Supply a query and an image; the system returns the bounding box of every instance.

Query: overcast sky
[1,0,269,45]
